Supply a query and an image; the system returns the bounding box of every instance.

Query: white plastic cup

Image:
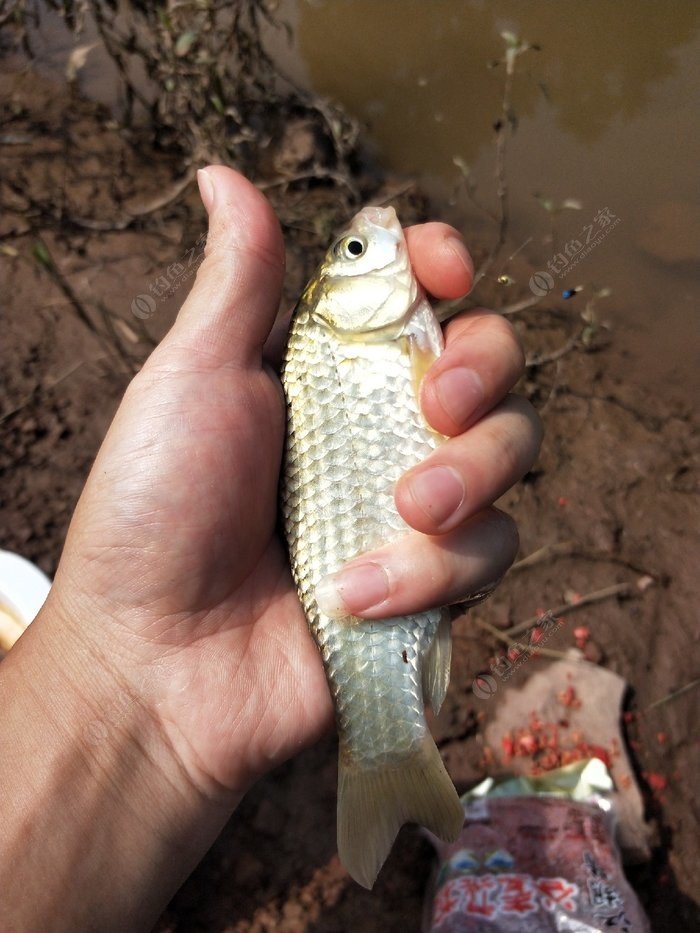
[0,549,52,651]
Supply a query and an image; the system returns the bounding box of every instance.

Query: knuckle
[511,395,544,451]
[491,314,525,372]
[442,550,461,594]
[480,414,530,483]
[492,508,520,558]
[445,311,525,379]
[500,431,522,478]
[503,393,542,435]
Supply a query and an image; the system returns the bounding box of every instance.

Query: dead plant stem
[474,53,514,286]
[472,616,572,662]
[505,582,635,638]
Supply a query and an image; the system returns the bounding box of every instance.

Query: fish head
[309,206,419,338]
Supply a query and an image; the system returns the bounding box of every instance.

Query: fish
[281,206,464,889]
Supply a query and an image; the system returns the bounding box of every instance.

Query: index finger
[404,222,473,299]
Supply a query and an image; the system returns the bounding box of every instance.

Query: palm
[61,346,332,792]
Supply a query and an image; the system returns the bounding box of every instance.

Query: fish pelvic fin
[337,735,464,889]
[402,296,445,406]
[422,609,452,715]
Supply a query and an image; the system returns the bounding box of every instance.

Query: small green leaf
[452,155,471,177]
[500,30,519,48]
[209,94,225,114]
[534,193,555,214]
[175,31,197,57]
[581,324,596,346]
[32,240,53,270]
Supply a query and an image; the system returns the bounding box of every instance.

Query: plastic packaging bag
[425,758,649,932]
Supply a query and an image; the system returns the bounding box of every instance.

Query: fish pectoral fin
[337,735,463,890]
[402,297,444,400]
[422,610,452,715]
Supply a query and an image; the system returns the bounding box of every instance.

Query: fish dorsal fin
[422,609,453,715]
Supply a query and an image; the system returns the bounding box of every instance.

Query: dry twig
[471,615,572,662]
[474,34,539,286]
[510,541,576,571]
[526,332,581,367]
[0,356,106,424]
[504,581,635,638]
[499,294,543,316]
[644,678,700,712]
[30,239,134,373]
[71,169,197,232]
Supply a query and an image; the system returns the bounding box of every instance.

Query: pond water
[281,0,700,394]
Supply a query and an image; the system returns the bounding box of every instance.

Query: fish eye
[335,236,366,260]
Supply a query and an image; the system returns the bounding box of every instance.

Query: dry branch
[504,581,636,638]
[471,615,572,662]
[510,541,576,571]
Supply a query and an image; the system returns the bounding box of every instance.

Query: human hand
[41,167,540,801]
[1,166,541,929]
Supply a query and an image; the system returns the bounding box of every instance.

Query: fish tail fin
[337,736,464,889]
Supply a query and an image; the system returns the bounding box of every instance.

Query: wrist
[0,593,235,931]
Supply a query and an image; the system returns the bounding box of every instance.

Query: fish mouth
[348,205,404,261]
[358,205,401,230]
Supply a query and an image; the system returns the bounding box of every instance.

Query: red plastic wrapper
[425,760,649,932]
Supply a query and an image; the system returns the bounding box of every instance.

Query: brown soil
[1,57,698,933]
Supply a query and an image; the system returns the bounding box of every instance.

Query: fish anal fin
[337,735,463,889]
[422,610,453,715]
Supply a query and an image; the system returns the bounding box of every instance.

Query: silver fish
[281,206,463,888]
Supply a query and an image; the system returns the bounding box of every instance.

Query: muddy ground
[1,56,698,932]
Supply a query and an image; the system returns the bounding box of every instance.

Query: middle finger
[421,310,526,437]
[395,394,542,536]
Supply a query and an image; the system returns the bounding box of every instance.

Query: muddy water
[284,0,700,392]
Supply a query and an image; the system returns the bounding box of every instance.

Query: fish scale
[281,206,464,889]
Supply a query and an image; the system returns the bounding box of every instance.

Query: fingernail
[434,367,484,426]
[316,563,390,618]
[197,168,215,215]
[405,465,465,528]
[446,232,473,283]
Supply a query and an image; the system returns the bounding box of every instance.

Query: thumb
[168,165,286,366]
